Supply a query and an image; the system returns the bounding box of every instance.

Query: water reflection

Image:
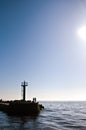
[0,112,39,130]
[8,115,39,130]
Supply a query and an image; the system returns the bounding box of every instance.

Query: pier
[0,81,44,115]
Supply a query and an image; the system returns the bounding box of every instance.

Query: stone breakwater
[0,100,44,116]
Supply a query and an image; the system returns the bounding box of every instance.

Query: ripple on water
[0,102,86,130]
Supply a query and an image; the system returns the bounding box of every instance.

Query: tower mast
[21,81,28,101]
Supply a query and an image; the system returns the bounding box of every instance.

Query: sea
[0,101,86,130]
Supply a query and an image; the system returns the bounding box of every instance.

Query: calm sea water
[0,102,86,130]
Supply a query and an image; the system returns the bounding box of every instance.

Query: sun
[77,26,86,41]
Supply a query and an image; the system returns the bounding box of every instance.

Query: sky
[1,0,86,101]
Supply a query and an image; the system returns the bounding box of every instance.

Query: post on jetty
[21,81,28,101]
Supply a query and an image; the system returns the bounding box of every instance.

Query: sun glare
[77,26,86,41]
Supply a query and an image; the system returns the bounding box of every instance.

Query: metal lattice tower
[21,81,28,101]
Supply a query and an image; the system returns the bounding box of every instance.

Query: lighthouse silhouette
[21,81,28,101]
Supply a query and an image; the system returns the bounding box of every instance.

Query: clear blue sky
[0,0,86,101]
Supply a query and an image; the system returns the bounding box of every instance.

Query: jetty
[0,81,44,115]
